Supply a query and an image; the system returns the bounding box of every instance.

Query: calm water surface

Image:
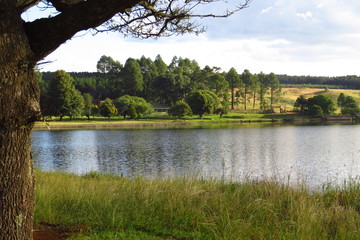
[31,124,360,187]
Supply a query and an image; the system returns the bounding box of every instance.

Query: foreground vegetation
[35,171,360,240]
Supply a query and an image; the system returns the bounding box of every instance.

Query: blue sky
[23,0,360,76]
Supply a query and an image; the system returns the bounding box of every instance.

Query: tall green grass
[35,171,360,240]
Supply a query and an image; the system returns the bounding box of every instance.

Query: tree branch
[95,0,252,38]
[16,0,41,12]
[25,0,141,62]
[24,0,251,62]
[45,0,86,12]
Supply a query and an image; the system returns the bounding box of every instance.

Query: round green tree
[91,104,100,118]
[294,95,308,112]
[47,70,84,120]
[128,105,138,119]
[340,95,360,121]
[186,90,219,118]
[100,98,118,120]
[337,93,346,108]
[307,95,336,115]
[308,105,324,117]
[67,89,85,119]
[169,101,193,118]
[83,93,94,120]
[114,95,153,119]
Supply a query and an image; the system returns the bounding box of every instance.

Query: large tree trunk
[0,66,40,240]
[0,117,36,239]
[0,1,40,239]
[0,70,39,240]
[0,70,40,240]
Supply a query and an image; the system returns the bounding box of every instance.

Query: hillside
[278,88,360,112]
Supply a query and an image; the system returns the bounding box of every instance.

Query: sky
[22,0,360,76]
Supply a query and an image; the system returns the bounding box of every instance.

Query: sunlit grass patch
[35,171,360,240]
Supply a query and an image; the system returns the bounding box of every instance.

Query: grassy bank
[33,112,316,130]
[35,171,360,240]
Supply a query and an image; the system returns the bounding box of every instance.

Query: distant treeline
[40,55,282,111]
[277,75,360,89]
[39,55,287,120]
[42,73,360,91]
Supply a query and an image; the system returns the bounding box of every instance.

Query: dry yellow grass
[232,87,360,112]
[280,88,360,110]
[283,88,360,99]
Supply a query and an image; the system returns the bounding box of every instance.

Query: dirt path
[33,223,71,240]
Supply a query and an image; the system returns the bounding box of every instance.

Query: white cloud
[34,0,360,76]
[274,0,285,7]
[296,11,313,20]
[331,8,360,29]
[317,2,325,8]
[39,31,360,77]
[260,7,272,14]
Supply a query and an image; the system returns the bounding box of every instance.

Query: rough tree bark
[0,1,40,239]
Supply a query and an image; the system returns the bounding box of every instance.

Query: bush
[169,101,192,118]
[99,98,118,120]
[186,90,219,118]
[214,107,226,118]
[308,105,323,117]
[307,95,336,115]
[114,95,153,119]
[128,105,138,119]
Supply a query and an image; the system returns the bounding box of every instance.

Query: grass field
[280,88,360,113]
[34,113,312,130]
[35,171,360,240]
[234,87,360,113]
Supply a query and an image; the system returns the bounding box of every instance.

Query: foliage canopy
[186,90,219,118]
[307,95,336,115]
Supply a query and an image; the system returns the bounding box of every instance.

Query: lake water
[31,124,360,188]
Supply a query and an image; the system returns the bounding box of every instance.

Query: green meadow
[35,171,360,240]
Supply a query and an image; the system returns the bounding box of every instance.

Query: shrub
[308,105,323,117]
[169,101,192,118]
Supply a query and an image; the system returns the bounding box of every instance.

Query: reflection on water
[31,125,360,188]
